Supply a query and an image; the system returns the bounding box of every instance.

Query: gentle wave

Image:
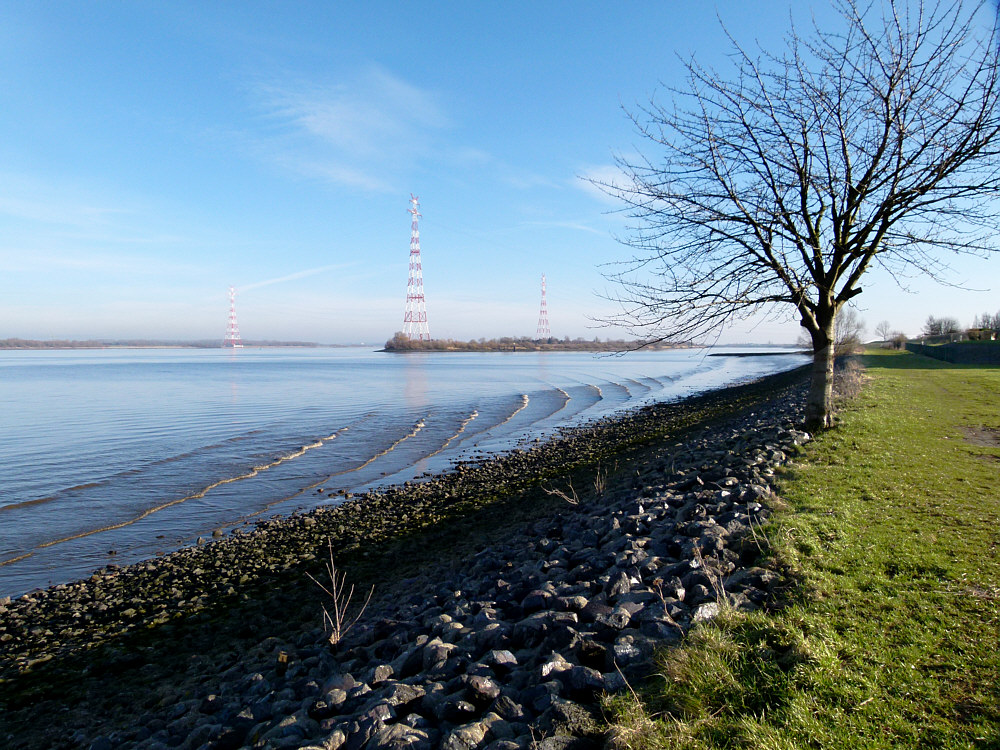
[236,417,434,518]
[0,426,351,568]
[0,430,272,514]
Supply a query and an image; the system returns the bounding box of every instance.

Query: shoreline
[0,355,804,599]
[1,365,810,749]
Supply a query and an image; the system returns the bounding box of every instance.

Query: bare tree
[875,320,893,342]
[597,0,1000,429]
[973,310,1000,329]
[923,315,962,335]
[835,307,867,356]
[798,305,867,354]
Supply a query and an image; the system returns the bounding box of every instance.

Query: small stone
[482,649,518,674]
[199,694,224,715]
[692,602,721,622]
[606,571,632,598]
[365,723,434,750]
[594,606,632,630]
[442,721,489,750]
[464,674,502,706]
[371,663,394,685]
[490,695,528,722]
[383,682,426,709]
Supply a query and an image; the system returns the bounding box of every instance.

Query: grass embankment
[609,350,1000,749]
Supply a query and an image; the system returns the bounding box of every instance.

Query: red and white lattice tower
[402,194,431,340]
[536,273,551,338]
[224,285,243,348]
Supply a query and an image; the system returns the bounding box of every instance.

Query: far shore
[0,339,321,350]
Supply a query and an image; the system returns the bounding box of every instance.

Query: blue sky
[1,2,998,345]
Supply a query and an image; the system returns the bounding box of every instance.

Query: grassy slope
[608,351,1000,750]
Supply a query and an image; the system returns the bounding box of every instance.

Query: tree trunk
[804,323,836,431]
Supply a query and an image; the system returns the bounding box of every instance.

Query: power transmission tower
[536,274,550,338]
[402,194,430,340]
[224,286,243,348]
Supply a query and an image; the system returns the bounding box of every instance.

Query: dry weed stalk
[834,359,866,401]
[693,545,731,613]
[594,464,608,496]
[306,538,374,646]
[650,578,685,635]
[746,503,766,554]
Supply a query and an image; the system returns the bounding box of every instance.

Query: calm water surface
[0,346,806,596]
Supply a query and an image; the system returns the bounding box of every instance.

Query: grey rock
[594,605,632,631]
[364,723,434,750]
[344,715,384,750]
[560,665,605,698]
[198,694,224,715]
[490,694,528,722]
[521,589,553,613]
[605,571,632,599]
[442,720,489,750]
[484,742,523,750]
[324,673,359,692]
[382,681,426,709]
[439,696,479,723]
[578,599,613,623]
[422,639,457,671]
[308,698,340,721]
[463,673,502,705]
[541,696,602,737]
[370,663,394,685]
[482,648,518,674]
[691,601,722,622]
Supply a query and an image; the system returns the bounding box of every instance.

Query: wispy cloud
[0,194,125,228]
[575,164,630,205]
[498,164,562,191]
[0,248,134,274]
[241,263,357,292]
[251,66,450,192]
[0,173,192,247]
[521,219,606,236]
[0,174,132,230]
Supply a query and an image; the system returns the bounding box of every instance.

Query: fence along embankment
[905,341,1000,365]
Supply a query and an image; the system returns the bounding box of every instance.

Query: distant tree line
[868,310,1000,349]
[923,311,1000,340]
[0,338,318,349]
[382,332,690,352]
[971,311,1000,332]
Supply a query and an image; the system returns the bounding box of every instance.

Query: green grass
[607,351,1000,750]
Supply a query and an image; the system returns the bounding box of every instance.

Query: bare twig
[651,578,686,635]
[305,538,374,646]
[542,478,580,505]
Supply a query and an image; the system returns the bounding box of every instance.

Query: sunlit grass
[607,350,1000,749]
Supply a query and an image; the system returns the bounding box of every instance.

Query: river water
[0,346,806,597]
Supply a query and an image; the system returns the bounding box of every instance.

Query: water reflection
[403,354,430,475]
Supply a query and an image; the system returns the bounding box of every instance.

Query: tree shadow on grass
[861,350,1000,371]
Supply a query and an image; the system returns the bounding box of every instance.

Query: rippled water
[0,346,806,596]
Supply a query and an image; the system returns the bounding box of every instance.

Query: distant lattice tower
[402,194,431,340]
[224,285,243,348]
[536,273,551,338]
